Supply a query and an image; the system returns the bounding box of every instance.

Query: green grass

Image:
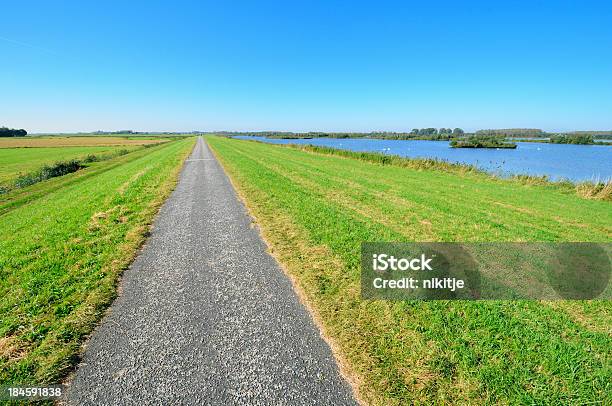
[0,146,140,186]
[207,136,611,405]
[0,138,194,386]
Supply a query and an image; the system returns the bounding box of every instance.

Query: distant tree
[452,128,465,135]
[550,134,594,145]
[476,128,544,137]
[0,126,27,137]
[415,128,435,135]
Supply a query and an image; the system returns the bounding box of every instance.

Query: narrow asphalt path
[66,137,356,405]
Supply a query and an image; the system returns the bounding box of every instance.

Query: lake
[234,136,611,182]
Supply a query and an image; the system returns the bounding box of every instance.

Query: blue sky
[2,1,611,133]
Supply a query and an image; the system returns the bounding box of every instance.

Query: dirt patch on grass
[547,302,612,335]
[118,170,146,195]
[576,181,612,201]
[0,336,27,362]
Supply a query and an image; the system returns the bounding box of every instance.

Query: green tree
[0,127,27,137]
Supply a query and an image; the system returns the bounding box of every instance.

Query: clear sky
[2,1,611,133]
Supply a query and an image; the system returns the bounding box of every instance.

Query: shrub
[14,160,83,188]
[576,181,612,201]
[8,147,143,192]
[14,174,40,188]
[83,154,100,163]
[39,160,83,179]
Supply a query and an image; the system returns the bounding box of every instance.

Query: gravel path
[66,137,356,405]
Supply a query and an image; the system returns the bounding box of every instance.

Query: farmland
[0,146,140,186]
[0,137,194,386]
[0,136,171,188]
[207,136,611,405]
[0,136,168,148]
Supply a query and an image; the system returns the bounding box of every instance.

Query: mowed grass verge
[207,136,611,405]
[0,138,195,386]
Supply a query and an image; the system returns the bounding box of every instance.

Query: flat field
[0,146,141,185]
[207,136,611,405]
[0,138,194,385]
[0,136,168,148]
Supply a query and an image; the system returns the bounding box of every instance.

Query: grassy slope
[208,136,611,405]
[0,138,195,385]
[0,146,141,185]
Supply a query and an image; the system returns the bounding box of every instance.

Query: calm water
[234,136,611,182]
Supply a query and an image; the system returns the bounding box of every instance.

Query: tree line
[0,127,27,137]
[567,131,612,139]
[451,134,517,149]
[410,128,464,136]
[475,128,545,137]
[549,134,595,145]
[222,129,466,140]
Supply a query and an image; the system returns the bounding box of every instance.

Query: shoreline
[233,137,612,199]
